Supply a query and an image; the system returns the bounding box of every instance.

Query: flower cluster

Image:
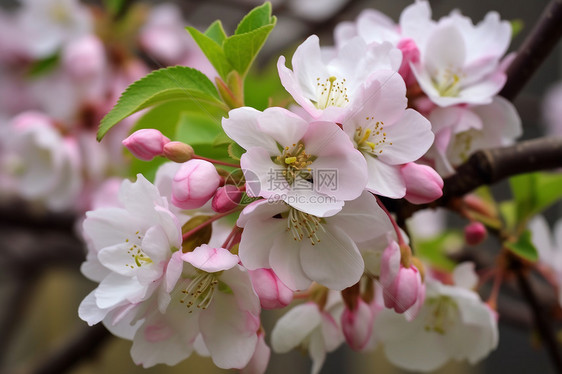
[75,1,518,372]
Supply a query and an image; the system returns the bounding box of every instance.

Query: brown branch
[398,136,562,218]
[500,0,562,101]
[30,324,112,374]
[443,136,562,200]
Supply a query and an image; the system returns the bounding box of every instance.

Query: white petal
[239,217,286,270]
[327,190,393,243]
[453,262,478,290]
[95,273,147,309]
[377,109,433,165]
[78,290,109,325]
[271,303,321,353]
[270,231,312,291]
[200,293,259,369]
[258,107,309,147]
[364,156,406,198]
[222,107,279,154]
[300,225,364,290]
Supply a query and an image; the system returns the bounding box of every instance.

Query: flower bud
[380,240,424,315]
[249,268,293,310]
[171,159,220,209]
[122,129,170,161]
[464,221,487,246]
[341,298,375,351]
[212,185,243,213]
[397,38,420,85]
[163,141,194,163]
[401,162,443,204]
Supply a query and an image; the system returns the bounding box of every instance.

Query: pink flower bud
[212,185,243,213]
[341,298,375,351]
[171,159,220,209]
[401,162,443,204]
[397,38,420,85]
[464,221,487,246]
[122,129,170,161]
[163,141,194,163]
[380,240,425,315]
[249,269,293,310]
[62,35,106,80]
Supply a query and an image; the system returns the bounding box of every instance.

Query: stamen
[286,208,324,245]
[180,272,219,313]
[315,76,350,109]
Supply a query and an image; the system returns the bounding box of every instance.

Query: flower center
[354,121,392,156]
[124,230,153,269]
[315,76,350,109]
[49,2,73,25]
[273,142,315,185]
[451,130,476,163]
[286,208,324,245]
[180,272,219,313]
[424,296,459,334]
[433,68,464,97]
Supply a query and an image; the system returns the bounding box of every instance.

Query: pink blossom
[122,129,170,161]
[62,35,106,80]
[223,106,367,217]
[340,71,434,198]
[237,191,390,291]
[171,159,221,210]
[130,245,261,369]
[375,264,497,372]
[401,162,443,204]
[249,268,293,309]
[277,35,401,121]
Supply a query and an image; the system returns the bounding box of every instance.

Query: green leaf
[510,172,562,223]
[499,201,517,232]
[235,2,274,35]
[505,230,538,262]
[28,54,59,77]
[414,230,462,271]
[174,112,231,162]
[204,20,227,45]
[187,27,233,80]
[224,24,276,77]
[98,66,225,141]
[227,142,246,161]
[213,132,233,147]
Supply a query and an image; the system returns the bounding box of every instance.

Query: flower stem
[193,155,240,168]
[182,208,241,241]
